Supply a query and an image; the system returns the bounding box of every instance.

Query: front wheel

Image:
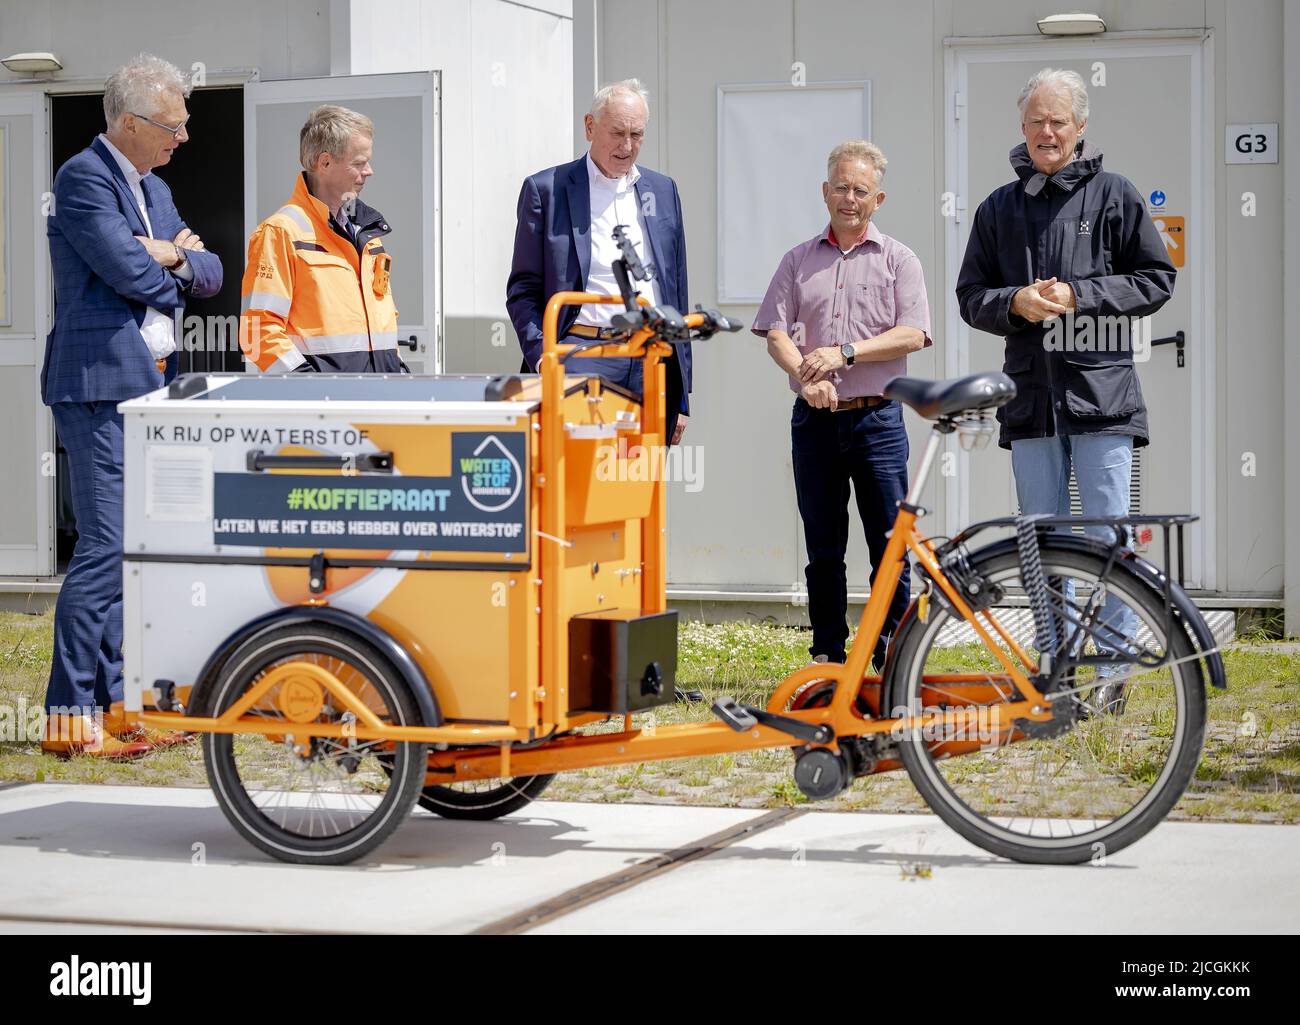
[886,542,1206,864]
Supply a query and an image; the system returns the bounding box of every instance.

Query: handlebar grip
[689,307,746,336]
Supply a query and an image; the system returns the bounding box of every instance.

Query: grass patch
[2,613,1298,823]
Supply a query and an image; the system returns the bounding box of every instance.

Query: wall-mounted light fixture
[1037,13,1107,36]
[2,52,63,73]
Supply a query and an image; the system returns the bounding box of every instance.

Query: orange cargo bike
[117,232,1225,865]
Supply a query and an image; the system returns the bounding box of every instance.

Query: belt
[155,358,168,374]
[567,323,611,340]
[832,395,885,412]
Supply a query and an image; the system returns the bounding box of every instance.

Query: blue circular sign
[1149,190,1167,208]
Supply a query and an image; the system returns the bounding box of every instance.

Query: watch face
[841,344,855,365]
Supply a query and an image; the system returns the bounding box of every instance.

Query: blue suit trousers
[46,401,125,713]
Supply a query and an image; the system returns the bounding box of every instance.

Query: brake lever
[609,311,646,333]
[647,304,689,341]
[689,305,746,339]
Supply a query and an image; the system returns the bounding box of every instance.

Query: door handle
[1150,330,1184,367]
[400,334,419,351]
[246,450,394,473]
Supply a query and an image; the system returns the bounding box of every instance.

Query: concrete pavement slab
[4,784,1294,933]
[0,784,763,933]
[535,810,1300,933]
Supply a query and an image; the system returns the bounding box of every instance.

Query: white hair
[103,53,191,130]
[590,78,650,121]
[827,140,887,183]
[1017,67,1089,125]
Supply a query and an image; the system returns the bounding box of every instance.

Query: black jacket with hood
[956,140,1175,448]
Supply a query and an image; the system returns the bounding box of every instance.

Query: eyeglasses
[130,111,189,139]
[831,184,874,200]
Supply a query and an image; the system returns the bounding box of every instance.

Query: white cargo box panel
[118,373,539,711]
[120,374,536,559]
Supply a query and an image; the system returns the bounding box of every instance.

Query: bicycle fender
[1116,547,1228,691]
[189,605,444,723]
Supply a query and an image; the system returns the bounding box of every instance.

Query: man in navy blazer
[40,55,221,758]
[507,79,692,444]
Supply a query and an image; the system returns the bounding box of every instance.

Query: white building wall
[0,0,574,601]
[0,0,333,82]
[1287,4,1300,636]
[0,0,573,381]
[1211,0,1285,599]
[335,0,574,375]
[0,0,1290,619]
[584,0,1287,607]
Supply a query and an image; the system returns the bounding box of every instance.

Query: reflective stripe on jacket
[239,173,401,373]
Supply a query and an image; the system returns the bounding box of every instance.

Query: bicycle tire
[886,541,1206,865]
[417,772,555,819]
[199,623,427,865]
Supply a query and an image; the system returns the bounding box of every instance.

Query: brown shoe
[103,710,193,749]
[41,714,153,761]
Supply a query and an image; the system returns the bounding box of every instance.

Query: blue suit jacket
[41,137,223,405]
[506,155,692,410]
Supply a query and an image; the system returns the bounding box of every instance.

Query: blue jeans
[791,397,911,671]
[46,401,126,713]
[1011,433,1136,673]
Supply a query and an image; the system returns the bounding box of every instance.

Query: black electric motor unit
[794,746,853,801]
[568,609,679,715]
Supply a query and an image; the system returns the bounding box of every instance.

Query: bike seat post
[904,424,945,507]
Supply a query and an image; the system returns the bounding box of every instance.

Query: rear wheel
[417,771,554,819]
[886,542,1206,864]
[197,624,427,865]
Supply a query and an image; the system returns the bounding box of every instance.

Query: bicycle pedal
[712,696,758,732]
[675,687,706,703]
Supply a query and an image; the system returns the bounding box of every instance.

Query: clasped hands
[134,228,205,269]
[797,344,846,384]
[1011,277,1075,323]
[796,345,848,410]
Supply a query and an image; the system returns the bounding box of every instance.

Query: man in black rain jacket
[956,67,1175,708]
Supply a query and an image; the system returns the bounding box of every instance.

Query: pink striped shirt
[753,221,932,399]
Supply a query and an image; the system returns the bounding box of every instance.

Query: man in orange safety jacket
[240,104,403,373]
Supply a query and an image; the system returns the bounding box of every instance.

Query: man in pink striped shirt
[754,140,932,672]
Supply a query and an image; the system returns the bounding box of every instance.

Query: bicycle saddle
[883,372,1016,419]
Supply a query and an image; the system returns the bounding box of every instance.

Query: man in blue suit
[507,79,692,444]
[40,55,222,758]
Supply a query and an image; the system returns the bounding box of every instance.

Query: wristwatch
[840,342,856,367]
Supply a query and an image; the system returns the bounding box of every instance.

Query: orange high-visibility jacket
[239,174,402,373]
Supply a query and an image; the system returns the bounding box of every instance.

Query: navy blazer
[506,155,691,409]
[41,137,223,405]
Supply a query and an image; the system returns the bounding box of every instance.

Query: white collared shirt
[575,151,662,328]
[97,134,193,361]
